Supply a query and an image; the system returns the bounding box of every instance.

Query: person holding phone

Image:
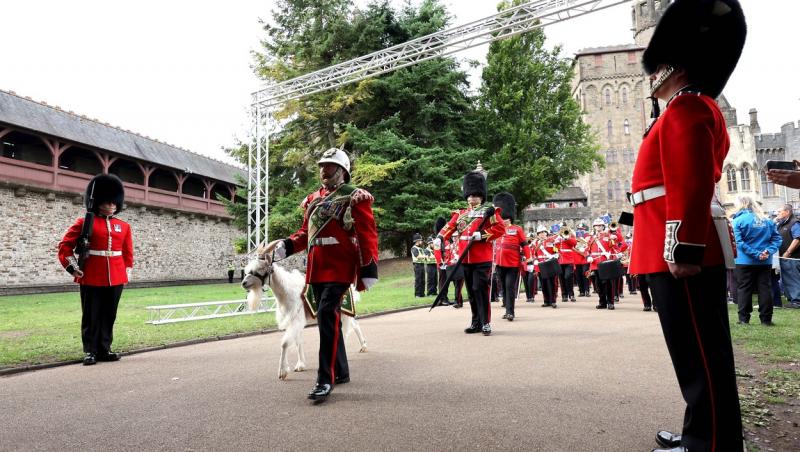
[766,160,800,188]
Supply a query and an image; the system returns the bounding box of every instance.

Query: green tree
[478,0,601,215]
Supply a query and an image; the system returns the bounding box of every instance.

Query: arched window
[108,158,144,185]
[604,88,612,106]
[607,181,614,200]
[624,180,631,195]
[740,164,751,191]
[606,149,617,164]
[614,180,623,201]
[622,87,628,105]
[624,119,630,135]
[726,166,738,192]
[607,120,613,137]
[2,130,53,166]
[58,146,102,175]
[761,169,775,197]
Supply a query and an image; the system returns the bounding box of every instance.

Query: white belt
[629,185,666,207]
[460,235,472,241]
[88,250,122,257]
[311,237,340,246]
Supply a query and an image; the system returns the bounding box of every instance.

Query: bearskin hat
[642,0,746,98]
[85,173,125,214]
[492,192,516,222]
[434,217,447,235]
[462,171,487,201]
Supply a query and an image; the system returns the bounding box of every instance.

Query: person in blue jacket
[732,196,783,325]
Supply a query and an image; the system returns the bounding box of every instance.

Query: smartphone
[765,160,796,171]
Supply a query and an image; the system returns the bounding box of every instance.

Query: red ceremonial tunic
[531,237,558,270]
[494,224,532,267]
[58,215,134,286]
[287,184,379,291]
[439,204,506,264]
[587,231,614,272]
[630,93,728,274]
[555,235,578,265]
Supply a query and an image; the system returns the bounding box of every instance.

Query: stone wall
[0,183,244,291]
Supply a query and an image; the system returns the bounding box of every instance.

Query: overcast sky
[1,0,796,166]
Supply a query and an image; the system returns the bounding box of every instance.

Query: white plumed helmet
[536,225,548,234]
[592,217,606,227]
[318,148,351,183]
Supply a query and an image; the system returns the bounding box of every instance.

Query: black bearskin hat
[492,192,516,222]
[434,217,447,235]
[642,0,746,98]
[85,173,125,214]
[462,171,487,201]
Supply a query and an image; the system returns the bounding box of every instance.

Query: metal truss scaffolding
[248,0,629,251]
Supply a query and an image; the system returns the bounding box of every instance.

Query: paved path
[1,295,684,451]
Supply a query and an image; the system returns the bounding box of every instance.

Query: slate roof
[0,89,245,184]
[544,186,587,202]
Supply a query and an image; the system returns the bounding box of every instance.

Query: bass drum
[538,258,561,279]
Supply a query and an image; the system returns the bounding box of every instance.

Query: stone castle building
[0,89,247,294]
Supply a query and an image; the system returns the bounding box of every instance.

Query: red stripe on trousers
[486,267,492,323]
[330,308,341,385]
[683,280,718,452]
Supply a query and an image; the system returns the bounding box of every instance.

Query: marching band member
[532,226,559,308]
[629,1,746,449]
[522,231,538,302]
[437,168,506,335]
[587,218,615,310]
[492,193,532,321]
[555,225,578,302]
[574,224,591,297]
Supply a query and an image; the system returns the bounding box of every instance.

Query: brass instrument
[620,247,631,265]
[561,227,572,238]
[574,237,588,256]
[609,221,619,232]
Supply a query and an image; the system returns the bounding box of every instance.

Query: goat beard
[246,286,263,311]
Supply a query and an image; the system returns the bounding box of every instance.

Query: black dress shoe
[655,430,681,448]
[83,353,97,366]
[607,304,615,310]
[596,304,607,309]
[643,306,652,312]
[453,302,463,309]
[464,324,481,334]
[541,302,552,307]
[507,314,514,321]
[762,320,775,326]
[97,351,121,362]
[335,376,350,385]
[307,383,332,402]
[502,313,509,319]
[481,324,492,336]
[652,447,687,452]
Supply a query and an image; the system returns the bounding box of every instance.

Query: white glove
[433,238,442,248]
[471,232,482,241]
[527,265,534,272]
[440,264,447,270]
[126,267,132,279]
[533,259,539,265]
[274,241,287,259]
[362,278,378,290]
[587,256,594,263]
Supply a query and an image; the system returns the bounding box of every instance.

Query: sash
[306,184,356,248]
[302,284,356,318]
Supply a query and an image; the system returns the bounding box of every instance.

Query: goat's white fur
[242,256,367,380]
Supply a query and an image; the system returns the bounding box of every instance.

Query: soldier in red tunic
[437,168,506,335]
[531,226,559,308]
[264,148,378,403]
[555,225,578,302]
[492,192,532,321]
[58,174,133,366]
[629,1,746,450]
[587,218,616,310]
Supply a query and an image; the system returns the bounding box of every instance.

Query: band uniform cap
[536,225,548,234]
[434,216,447,234]
[592,217,606,227]
[642,0,746,98]
[492,192,516,222]
[462,171,487,201]
[318,148,351,183]
[412,233,423,242]
[85,173,125,214]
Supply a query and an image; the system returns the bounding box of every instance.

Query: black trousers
[413,263,425,297]
[592,274,614,307]
[539,274,556,304]
[464,262,492,327]
[426,264,438,296]
[646,267,742,452]
[575,263,589,295]
[735,265,773,323]
[639,275,653,309]
[626,271,637,292]
[558,264,574,300]
[497,266,519,316]
[312,283,349,386]
[522,270,535,300]
[437,268,449,301]
[80,284,124,354]
[228,270,234,283]
[490,270,502,301]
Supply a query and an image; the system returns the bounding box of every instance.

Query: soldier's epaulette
[350,187,374,205]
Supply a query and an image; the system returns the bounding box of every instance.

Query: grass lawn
[0,259,421,368]
[728,303,800,364]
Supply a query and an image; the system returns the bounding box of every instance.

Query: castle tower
[632,0,671,47]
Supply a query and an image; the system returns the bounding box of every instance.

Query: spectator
[774,203,800,308]
[732,196,782,325]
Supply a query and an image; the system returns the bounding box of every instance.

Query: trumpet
[561,227,572,238]
[609,221,619,232]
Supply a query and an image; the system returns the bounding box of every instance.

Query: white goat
[241,254,367,380]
